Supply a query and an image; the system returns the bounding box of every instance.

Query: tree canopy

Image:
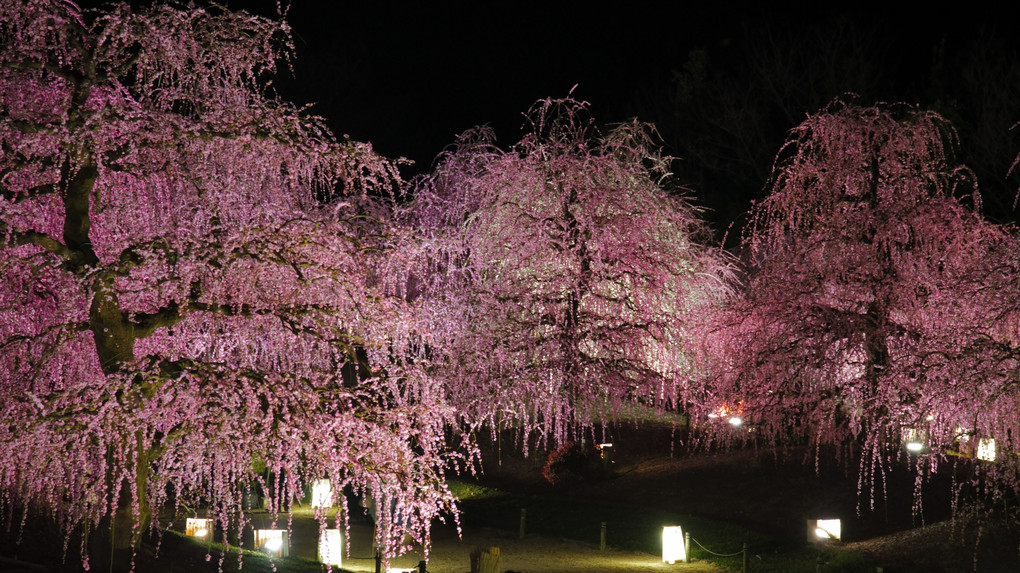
[710,99,1020,509]
[405,98,735,449]
[1,1,462,568]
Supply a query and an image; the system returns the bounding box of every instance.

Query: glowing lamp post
[807,518,841,542]
[662,525,687,564]
[311,478,334,508]
[318,529,342,566]
[186,518,212,539]
[254,529,289,558]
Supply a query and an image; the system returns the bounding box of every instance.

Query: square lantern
[318,529,342,566]
[662,525,687,564]
[254,529,289,558]
[808,518,841,542]
[311,479,334,509]
[901,427,926,453]
[977,438,997,462]
[185,518,213,539]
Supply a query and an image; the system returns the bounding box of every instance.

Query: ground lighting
[318,529,342,566]
[808,518,841,542]
[254,529,289,558]
[662,525,687,564]
[185,518,212,539]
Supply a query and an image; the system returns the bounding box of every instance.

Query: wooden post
[600,521,606,551]
[743,542,750,573]
[519,508,526,539]
[685,531,691,563]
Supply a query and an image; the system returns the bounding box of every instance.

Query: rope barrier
[690,536,745,558]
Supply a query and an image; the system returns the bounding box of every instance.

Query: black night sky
[140,1,1012,233]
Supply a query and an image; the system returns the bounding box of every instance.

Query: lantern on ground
[901,428,926,453]
[662,525,687,564]
[254,529,289,558]
[318,529,342,566]
[808,518,841,542]
[977,438,996,462]
[186,518,212,539]
[311,478,334,508]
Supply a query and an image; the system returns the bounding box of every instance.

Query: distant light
[977,438,996,462]
[662,525,687,564]
[728,416,743,427]
[255,529,289,558]
[186,518,213,539]
[707,413,720,419]
[311,479,333,508]
[901,427,926,453]
[808,519,841,541]
[319,529,342,566]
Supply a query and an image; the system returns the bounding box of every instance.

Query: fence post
[600,522,606,551]
[519,508,526,539]
[375,551,382,573]
[685,531,691,563]
[742,542,749,573]
[418,560,427,573]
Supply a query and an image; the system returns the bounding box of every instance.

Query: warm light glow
[255,529,288,558]
[707,413,720,419]
[318,529,342,566]
[901,427,926,453]
[186,518,213,538]
[662,525,686,564]
[977,438,996,462]
[808,518,841,541]
[311,478,333,508]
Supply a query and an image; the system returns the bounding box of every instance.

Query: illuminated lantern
[662,525,687,564]
[808,518,841,542]
[311,479,334,508]
[254,529,289,558]
[318,529,342,566]
[977,438,996,462]
[185,518,213,539]
[901,428,926,453]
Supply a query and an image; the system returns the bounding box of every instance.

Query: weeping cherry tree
[0,1,464,569]
[404,97,735,449]
[710,99,1020,515]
